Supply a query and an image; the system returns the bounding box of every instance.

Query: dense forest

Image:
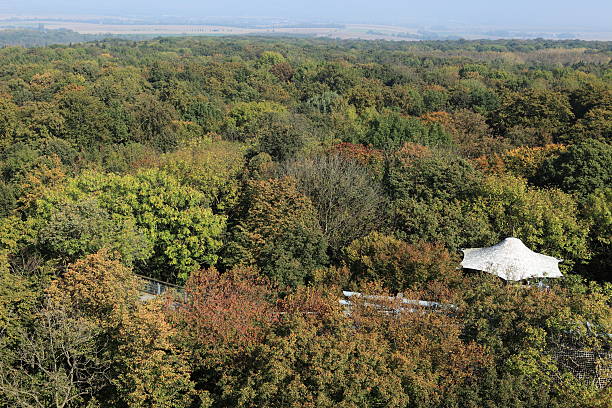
[0,28,151,48]
[0,36,610,407]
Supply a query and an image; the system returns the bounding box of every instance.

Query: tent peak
[497,237,534,251]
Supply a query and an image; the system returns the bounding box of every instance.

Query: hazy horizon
[3,0,612,30]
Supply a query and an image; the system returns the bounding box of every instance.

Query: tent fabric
[461,237,563,281]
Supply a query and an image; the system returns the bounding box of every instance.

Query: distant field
[1,16,611,41]
[0,19,405,40]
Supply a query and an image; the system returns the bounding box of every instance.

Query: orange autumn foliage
[473,143,567,178]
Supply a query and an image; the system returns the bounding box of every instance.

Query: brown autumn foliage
[331,142,384,167]
[449,109,509,158]
[420,111,454,129]
[113,300,202,408]
[18,154,66,211]
[385,312,492,407]
[217,308,408,407]
[179,266,277,349]
[343,232,462,292]
[269,62,295,83]
[344,287,493,407]
[277,285,341,319]
[396,141,433,162]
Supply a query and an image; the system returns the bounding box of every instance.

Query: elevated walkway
[136,274,184,301]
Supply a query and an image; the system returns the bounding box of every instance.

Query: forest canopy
[0,36,610,408]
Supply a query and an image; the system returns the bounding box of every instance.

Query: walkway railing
[136,274,184,297]
[339,291,458,315]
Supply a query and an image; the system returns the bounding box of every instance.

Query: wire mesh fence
[552,343,611,388]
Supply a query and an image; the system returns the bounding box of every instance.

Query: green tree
[252,112,307,162]
[183,100,224,134]
[0,217,39,354]
[450,78,499,114]
[347,78,387,114]
[570,106,612,143]
[0,95,18,154]
[224,101,286,142]
[36,169,226,282]
[314,62,360,94]
[387,85,425,116]
[568,82,611,120]
[537,139,612,198]
[16,102,65,142]
[36,197,153,265]
[128,93,180,152]
[490,88,574,145]
[361,112,452,150]
[160,141,245,213]
[476,174,590,270]
[0,182,16,217]
[256,51,286,68]
[450,272,611,407]
[384,146,495,250]
[55,85,112,147]
[224,177,328,287]
[422,86,450,113]
[579,188,612,281]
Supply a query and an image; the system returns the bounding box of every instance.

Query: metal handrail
[136,274,184,296]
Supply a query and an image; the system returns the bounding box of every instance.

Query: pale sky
[3,1,612,29]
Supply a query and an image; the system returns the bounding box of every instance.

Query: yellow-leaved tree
[45,251,204,408]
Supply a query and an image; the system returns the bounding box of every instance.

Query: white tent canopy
[461,237,563,281]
